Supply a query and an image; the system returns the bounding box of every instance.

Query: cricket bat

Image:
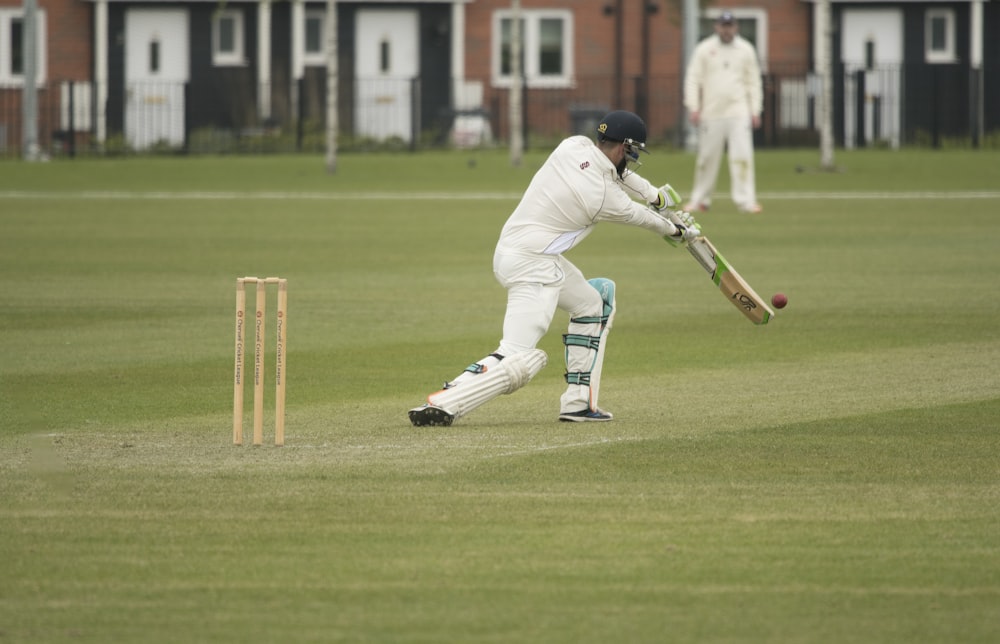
[667,214,774,325]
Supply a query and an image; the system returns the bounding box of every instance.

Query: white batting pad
[429,349,547,419]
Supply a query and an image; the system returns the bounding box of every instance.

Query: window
[0,8,47,85]
[699,7,768,71]
[925,9,956,63]
[492,9,573,88]
[303,10,325,66]
[213,9,245,66]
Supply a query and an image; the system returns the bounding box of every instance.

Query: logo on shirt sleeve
[580,161,590,170]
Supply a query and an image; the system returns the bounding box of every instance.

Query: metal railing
[1,67,995,158]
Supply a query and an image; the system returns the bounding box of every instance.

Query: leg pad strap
[563,333,600,350]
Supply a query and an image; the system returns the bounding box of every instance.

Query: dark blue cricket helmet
[596,110,648,152]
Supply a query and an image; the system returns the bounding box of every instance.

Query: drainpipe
[258,0,271,121]
[95,0,108,144]
[291,0,304,123]
[970,0,983,146]
[509,0,522,166]
[682,0,697,151]
[450,0,464,110]
[22,0,39,160]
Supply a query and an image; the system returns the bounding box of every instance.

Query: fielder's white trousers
[492,250,605,413]
[689,116,758,211]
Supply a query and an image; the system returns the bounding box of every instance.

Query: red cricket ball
[771,293,788,309]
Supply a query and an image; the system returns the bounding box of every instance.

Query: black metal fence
[1,66,996,158]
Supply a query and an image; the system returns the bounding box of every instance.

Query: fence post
[854,69,866,148]
[764,74,777,147]
[68,80,76,158]
[872,95,881,142]
[931,67,940,149]
[970,67,981,148]
[296,77,305,152]
[521,76,529,149]
[410,76,420,152]
[634,76,647,123]
[183,82,191,153]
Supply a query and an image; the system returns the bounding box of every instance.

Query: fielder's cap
[717,10,735,24]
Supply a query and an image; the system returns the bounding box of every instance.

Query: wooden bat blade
[686,237,774,325]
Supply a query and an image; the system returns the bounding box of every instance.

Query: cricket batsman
[408,110,700,427]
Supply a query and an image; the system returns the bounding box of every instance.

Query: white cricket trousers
[689,116,758,211]
[492,251,605,413]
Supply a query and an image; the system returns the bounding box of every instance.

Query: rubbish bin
[450,109,493,149]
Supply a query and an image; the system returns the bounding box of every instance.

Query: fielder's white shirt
[684,34,763,121]
[495,136,671,257]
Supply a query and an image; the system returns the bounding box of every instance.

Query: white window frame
[702,7,768,72]
[0,8,47,85]
[212,8,246,67]
[302,9,325,66]
[924,8,956,64]
[491,9,574,89]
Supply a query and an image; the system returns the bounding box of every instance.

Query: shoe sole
[409,406,455,427]
[559,414,613,422]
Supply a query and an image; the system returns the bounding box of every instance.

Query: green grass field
[2,148,999,643]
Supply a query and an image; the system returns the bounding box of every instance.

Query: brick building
[0,0,996,155]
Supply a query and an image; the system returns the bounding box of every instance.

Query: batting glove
[652,184,681,212]
[663,211,702,247]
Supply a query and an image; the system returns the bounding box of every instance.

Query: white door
[841,9,902,148]
[354,9,419,142]
[125,9,189,150]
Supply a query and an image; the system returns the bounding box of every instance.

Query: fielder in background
[683,10,764,214]
[408,111,700,427]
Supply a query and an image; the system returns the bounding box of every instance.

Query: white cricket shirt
[495,136,671,257]
[684,34,763,120]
